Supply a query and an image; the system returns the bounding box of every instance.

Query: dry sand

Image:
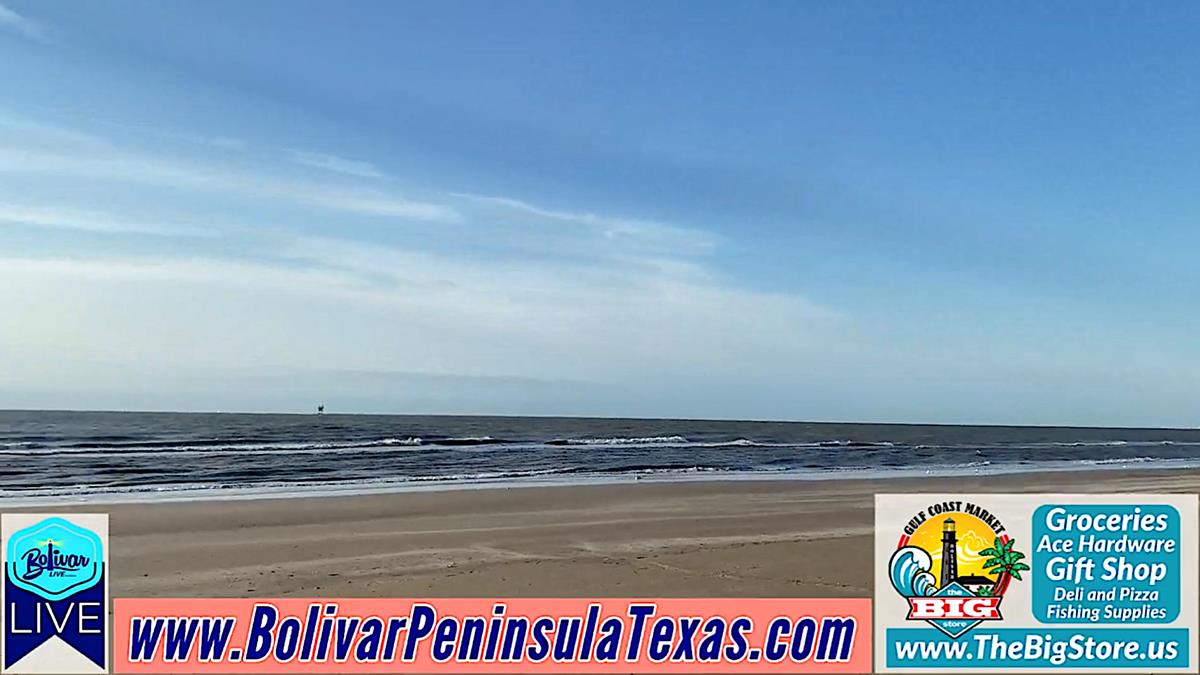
[24,469,1199,598]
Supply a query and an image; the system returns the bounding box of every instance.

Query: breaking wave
[547,435,691,446]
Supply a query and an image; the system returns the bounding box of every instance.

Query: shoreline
[4,461,1199,507]
[38,467,1194,598]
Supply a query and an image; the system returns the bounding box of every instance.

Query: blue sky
[1,1,1197,426]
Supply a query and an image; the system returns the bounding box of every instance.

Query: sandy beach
[12,468,1193,599]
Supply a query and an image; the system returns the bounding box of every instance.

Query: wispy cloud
[308,193,461,222]
[0,117,719,242]
[0,115,727,284]
[0,117,461,224]
[289,150,386,179]
[452,191,717,254]
[0,202,214,237]
[0,115,108,150]
[0,2,45,41]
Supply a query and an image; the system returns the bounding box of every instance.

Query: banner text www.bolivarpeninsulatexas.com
[114,598,872,673]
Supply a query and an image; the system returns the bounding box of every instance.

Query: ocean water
[3,410,1200,503]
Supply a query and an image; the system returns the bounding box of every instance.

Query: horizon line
[2,407,1196,433]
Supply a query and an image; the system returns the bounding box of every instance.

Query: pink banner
[115,598,871,673]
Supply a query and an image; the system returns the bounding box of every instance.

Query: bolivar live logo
[889,501,1026,639]
[2,514,109,674]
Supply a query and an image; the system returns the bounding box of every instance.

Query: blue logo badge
[4,514,108,672]
[6,517,103,600]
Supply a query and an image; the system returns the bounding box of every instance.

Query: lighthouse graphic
[940,517,958,587]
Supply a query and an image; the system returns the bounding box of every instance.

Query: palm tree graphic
[976,536,1029,597]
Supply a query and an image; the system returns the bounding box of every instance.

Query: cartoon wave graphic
[889,546,936,597]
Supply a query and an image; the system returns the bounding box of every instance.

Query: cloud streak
[0,118,461,224]
[308,193,460,222]
[452,191,717,255]
[289,150,386,179]
[0,116,723,253]
[0,202,214,237]
[0,2,45,41]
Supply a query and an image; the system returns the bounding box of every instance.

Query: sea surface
[3,410,1200,503]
